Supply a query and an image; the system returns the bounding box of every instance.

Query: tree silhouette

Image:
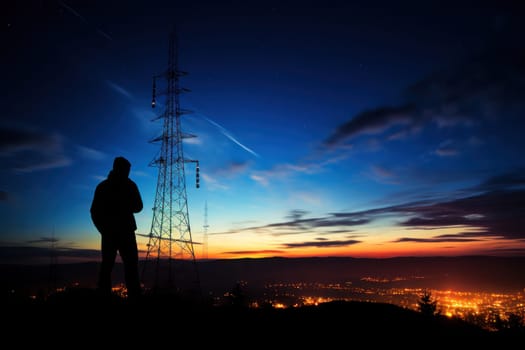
[226,281,249,308]
[495,312,525,334]
[506,312,524,330]
[418,289,440,317]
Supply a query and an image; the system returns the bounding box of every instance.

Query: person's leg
[98,234,117,296]
[119,232,141,298]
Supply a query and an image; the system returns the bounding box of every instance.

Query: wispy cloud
[199,161,251,190]
[321,46,525,154]
[77,145,107,160]
[250,161,323,186]
[0,125,71,172]
[200,173,229,191]
[434,140,459,157]
[322,105,415,149]
[213,209,370,237]
[394,237,482,243]
[221,249,284,256]
[282,238,361,248]
[434,147,459,157]
[370,165,399,184]
[106,80,132,99]
[397,189,525,240]
[26,237,59,244]
[474,169,525,192]
[217,170,525,244]
[284,47,524,193]
[218,161,251,177]
[0,245,99,264]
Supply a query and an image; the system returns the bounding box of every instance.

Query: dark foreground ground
[3,288,523,346]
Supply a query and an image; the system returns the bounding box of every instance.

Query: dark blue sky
[1,0,524,262]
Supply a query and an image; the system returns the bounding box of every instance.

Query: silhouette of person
[90,156,143,300]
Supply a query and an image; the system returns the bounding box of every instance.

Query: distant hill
[2,256,525,297]
[197,256,525,293]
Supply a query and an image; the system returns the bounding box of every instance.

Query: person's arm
[130,181,143,213]
[90,185,106,234]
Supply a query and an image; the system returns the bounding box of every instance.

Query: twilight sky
[2,0,524,263]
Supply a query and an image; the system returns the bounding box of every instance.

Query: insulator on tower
[196,163,200,188]
[151,77,156,108]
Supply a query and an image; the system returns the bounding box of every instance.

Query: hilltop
[3,289,521,346]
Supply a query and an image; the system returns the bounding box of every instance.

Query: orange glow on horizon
[130,226,525,260]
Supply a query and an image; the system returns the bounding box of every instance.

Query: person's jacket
[90,170,143,234]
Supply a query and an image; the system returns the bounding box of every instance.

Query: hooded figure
[90,156,143,299]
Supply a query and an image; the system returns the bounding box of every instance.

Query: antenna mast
[203,201,209,260]
[141,30,200,294]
